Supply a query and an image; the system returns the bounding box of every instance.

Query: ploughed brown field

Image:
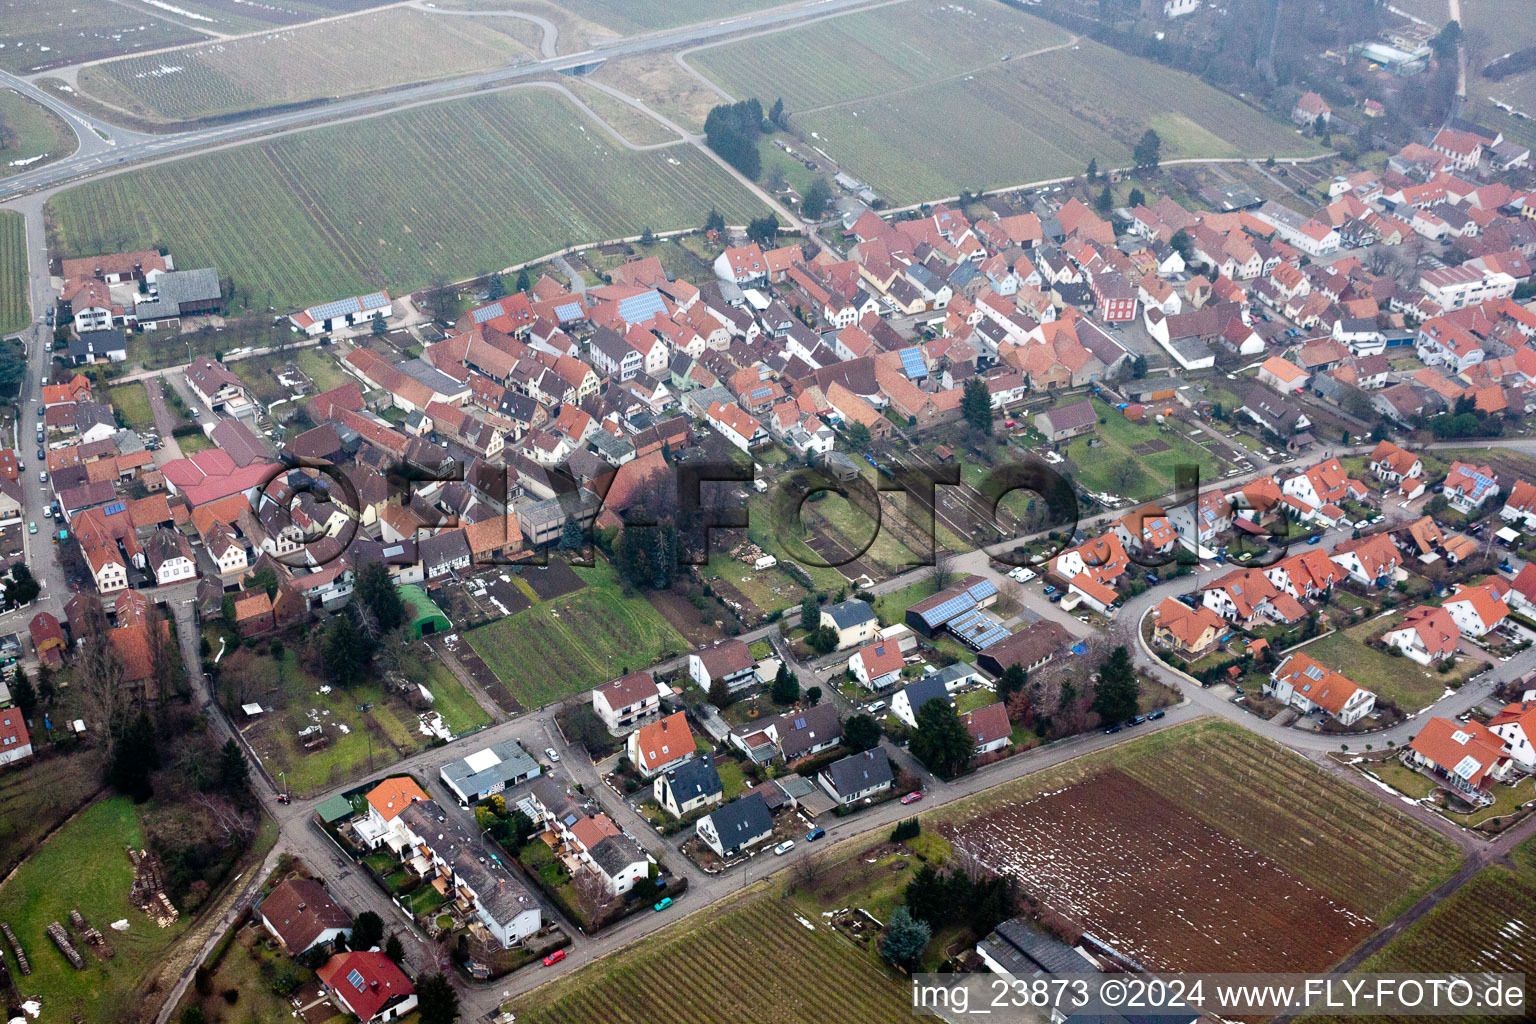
[952,770,1372,971]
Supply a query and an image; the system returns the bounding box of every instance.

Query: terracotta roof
[1154,597,1225,650]
[316,951,413,1023]
[259,878,351,951]
[1410,717,1507,787]
[1272,652,1369,715]
[961,702,1011,747]
[632,711,694,772]
[364,777,428,822]
[1444,582,1509,628]
[855,641,904,680]
[1393,605,1461,659]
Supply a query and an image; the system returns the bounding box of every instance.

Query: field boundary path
[407,1,560,59]
[426,639,510,725]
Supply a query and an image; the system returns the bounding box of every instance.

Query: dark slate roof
[897,676,951,718]
[705,792,773,848]
[821,749,893,797]
[662,757,723,803]
[823,598,876,630]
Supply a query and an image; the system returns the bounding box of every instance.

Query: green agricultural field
[691,0,1321,205]
[0,749,103,877]
[0,0,204,73]
[506,889,912,1023]
[295,347,354,392]
[46,88,765,313]
[0,88,74,171]
[108,382,156,430]
[524,0,783,34]
[1313,835,1536,1024]
[0,209,27,335]
[0,798,193,1023]
[1061,399,1225,502]
[79,7,539,123]
[1296,616,1482,712]
[465,559,688,709]
[691,0,1070,112]
[417,653,494,736]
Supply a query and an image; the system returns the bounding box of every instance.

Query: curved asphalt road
[0,0,882,203]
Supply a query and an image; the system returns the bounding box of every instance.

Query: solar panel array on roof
[899,347,926,379]
[617,290,666,324]
[307,295,365,320]
[471,304,502,324]
[750,385,773,400]
[103,501,126,516]
[347,968,366,991]
[916,592,977,628]
[948,608,1010,649]
[554,301,583,321]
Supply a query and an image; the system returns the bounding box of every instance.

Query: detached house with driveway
[819,749,894,806]
[820,598,879,649]
[1441,581,1509,638]
[592,670,661,735]
[849,639,905,690]
[1383,605,1461,665]
[1443,461,1500,513]
[688,639,756,694]
[1266,652,1376,726]
[654,757,724,818]
[257,878,352,955]
[1408,717,1511,803]
[627,711,696,777]
[696,791,774,858]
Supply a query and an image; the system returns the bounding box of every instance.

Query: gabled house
[1200,568,1305,628]
[1408,717,1511,801]
[1151,597,1226,659]
[1443,461,1500,513]
[257,878,352,955]
[1441,581,1510,637]
[1383,605,1461,665]
[592,670,661,735]
[849,639,904,690]
[1329,533,1401,586]
[626,711,696,777]
[654,758,724,818]
[1499,479,1536,530]
[820,599,878,649]
[316,952,416,1024]
[1488,701,1536,773]
[960,702,1011,757]
[891,675,952,729]
[696,792,774,858]
[1266,652,1376,726]
[688,639,755,694]
[819,749,894,805]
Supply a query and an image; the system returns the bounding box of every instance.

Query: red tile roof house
[848,639,905,690]
[1266,652,1376,726]
[257,877,353,954]
[626,711,697,777]
[1383,605,1462,665]
[0,708,33,768]
[1200,569,1305,628]
[316,951,416,1024]
[1441,581,1510,638]
[961,702,1012,757]
[687,639,756,694]
[1408,717,1511,805]
[28,611,67,667]
[1488,701,1536,773]
[592,670,661,736]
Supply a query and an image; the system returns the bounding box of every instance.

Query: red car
[543,949,567,967]
[900,791,923,805]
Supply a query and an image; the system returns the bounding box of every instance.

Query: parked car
[773,840,795,855]
[1144,573,1160,584]
[900,791,923,805]
[545,747,561,762]
[42,508,51,519]
[1104,722,1122,734]
[1148,709,1167,721]
[27,522,36,535]
[542,949,567,967]
[805,827,825,842]
[35,448,43,460]
[653,897,673,912]
[1048,592,1062,603]
[38,471,46,483]
[1307,535,1321,545]
[1130,715,1147,726]
[865,700,886,714]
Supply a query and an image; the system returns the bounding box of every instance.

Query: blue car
[1307,535,1322,545]
[806,827,825,842]
[1043,585,1057,595]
